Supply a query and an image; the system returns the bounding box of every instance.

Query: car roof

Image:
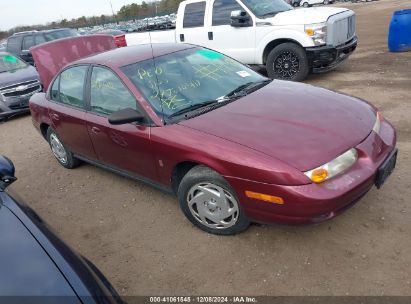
[75,43,195,68]
[12,28,73,37]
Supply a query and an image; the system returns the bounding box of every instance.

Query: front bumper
[0,94,36,120]
[226,118,396,225]
[306,36,358,73]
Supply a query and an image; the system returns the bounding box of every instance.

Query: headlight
[304,148,358,183]
[372,111,382,134]
[305,23,327,46]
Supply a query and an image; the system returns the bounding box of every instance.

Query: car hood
[269,7,349,25]
[0,65,39,89]
[179,81,375,172]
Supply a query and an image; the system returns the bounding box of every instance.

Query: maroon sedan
[29,37,397,235]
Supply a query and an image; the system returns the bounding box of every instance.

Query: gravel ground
[1,0,410,296]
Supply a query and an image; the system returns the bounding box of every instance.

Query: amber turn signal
[245,191,284,204]
[311,168,328,183]
[304,28,315,36]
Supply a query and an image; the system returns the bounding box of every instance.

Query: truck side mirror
[231,10,252,27]
[0,156,17,191]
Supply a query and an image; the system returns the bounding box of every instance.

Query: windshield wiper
[168,100,219,118]
[168,79,272,120]
[259,10,291,18]
[223,79,272,99]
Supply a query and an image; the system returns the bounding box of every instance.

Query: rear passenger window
[50,76,60,101]
[183,2,206,28]
[22,35,35,50]
[6,36,22,53]
[58,66,88,109]
[213,0,243,26]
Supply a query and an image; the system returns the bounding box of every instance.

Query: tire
[293,2,299,6]
[177,165,250,235]
[46,127,81,169]
[302,2,310,7]
[323,0,329,4]
[266,42,309,81]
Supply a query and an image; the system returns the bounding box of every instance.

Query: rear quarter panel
[29,92,51,134]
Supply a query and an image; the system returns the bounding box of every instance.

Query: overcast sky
[0,0,146,31]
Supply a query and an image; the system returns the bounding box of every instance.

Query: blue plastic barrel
[388,9,411,52]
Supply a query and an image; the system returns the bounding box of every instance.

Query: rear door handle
[50,113,60,121]
[208,32,213,40]
[91,126,101,134]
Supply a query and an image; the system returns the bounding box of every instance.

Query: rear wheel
[266,42,309,81]
[323,0,329,4]
[177,166,250,235]
[46,127,81,169]
[303,2,310,7]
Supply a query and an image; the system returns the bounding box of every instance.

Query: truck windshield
[0,54,27,73]
[241,0,292,18]
[121,47,267,119]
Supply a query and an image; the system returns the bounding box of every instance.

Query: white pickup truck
[126,0,357,81]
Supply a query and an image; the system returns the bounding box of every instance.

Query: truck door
[175,1,209,47]
[205,0,256,63]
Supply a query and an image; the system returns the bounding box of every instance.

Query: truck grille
[327,12,356,47]
[0,80,41,98]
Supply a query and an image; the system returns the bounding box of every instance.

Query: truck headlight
[305,23,327,46]
[304,149,358,183]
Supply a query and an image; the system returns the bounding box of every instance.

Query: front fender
[151,125,311,187]
[255,28,315,64]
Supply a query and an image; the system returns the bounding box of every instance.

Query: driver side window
[212,0,243,26]
[90,67,137,116]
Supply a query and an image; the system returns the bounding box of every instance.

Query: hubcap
[187,183,239,230]
[273,51,300,79]
[50,133,68,164]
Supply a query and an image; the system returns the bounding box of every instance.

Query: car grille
[0,80,41,98]
[327,12,356,47]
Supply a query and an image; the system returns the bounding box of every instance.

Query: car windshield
[241,0,292,18]
[0,54,27,73]
[44,29,79,41]
[121,47,268,119]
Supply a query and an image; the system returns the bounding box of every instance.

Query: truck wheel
[177,165,250,235]
[303,2,310,7]
[46,127,81,169]
[266,43,309,81]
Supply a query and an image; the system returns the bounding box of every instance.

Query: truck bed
[126,30,176,46]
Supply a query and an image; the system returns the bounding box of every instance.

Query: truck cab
[175,0,357,81]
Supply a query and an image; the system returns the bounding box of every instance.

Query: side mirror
[231,10,252,27]
[0,156,17,191]
[108,108,145,125]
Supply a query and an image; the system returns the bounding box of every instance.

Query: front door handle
[208,32,213,40]
[91,126,101,134]
[180,34,185,42]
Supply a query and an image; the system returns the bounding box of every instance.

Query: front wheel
[302,2,310,7]
[266,43,309,81]
[177,166,250,235]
